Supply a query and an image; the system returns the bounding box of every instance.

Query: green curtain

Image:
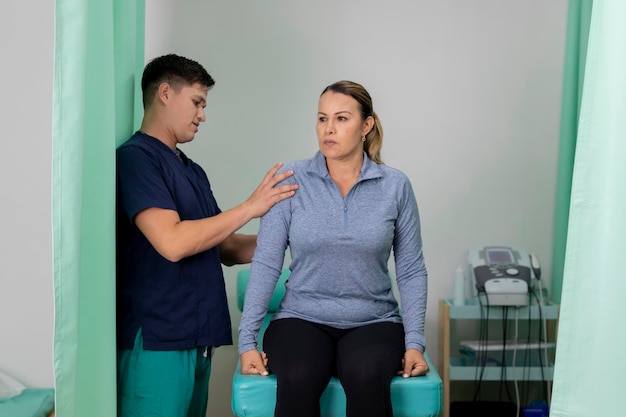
[550,0,626,416]
[52,1,144,416]
[551,0,593,304]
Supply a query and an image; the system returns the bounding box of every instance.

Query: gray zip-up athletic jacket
[238,151,428,354]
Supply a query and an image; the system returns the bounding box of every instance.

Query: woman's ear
[362,115,375,136]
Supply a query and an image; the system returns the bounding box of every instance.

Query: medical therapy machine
[467,246,537,306]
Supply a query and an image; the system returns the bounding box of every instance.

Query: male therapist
[116,54,297,417]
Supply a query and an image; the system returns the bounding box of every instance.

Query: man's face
[166,82,208,145]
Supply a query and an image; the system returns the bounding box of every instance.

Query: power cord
[512,306,521,417]
[530,253,552,406]
[533,279,552,407]
[499,306,514,404]
[473,294,490,401]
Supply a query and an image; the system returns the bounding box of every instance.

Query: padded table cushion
[0,388,55,417]
[233,269,443,417]
[232,352,443,417]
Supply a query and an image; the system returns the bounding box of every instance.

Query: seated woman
[238,80,429,417]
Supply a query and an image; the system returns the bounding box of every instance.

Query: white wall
[0,0,568,415]
[145,1,568,415]
[0,1,54,387]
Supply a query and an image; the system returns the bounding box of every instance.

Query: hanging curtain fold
[52,1,144,416]
[551,0,593,304]
[550,0,626,416]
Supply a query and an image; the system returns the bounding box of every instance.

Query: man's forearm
[220,234,257,266]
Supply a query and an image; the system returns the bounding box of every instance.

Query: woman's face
[316,91,372,162]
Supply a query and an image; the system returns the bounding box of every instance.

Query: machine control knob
[506,268,519,276]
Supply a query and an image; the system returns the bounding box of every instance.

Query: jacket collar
[307,150,383,181]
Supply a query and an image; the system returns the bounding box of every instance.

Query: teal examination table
[231,269,443,417]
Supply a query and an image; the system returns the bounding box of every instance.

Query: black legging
[263,318,405,417]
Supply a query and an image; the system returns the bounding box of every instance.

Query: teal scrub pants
[117,329,213,417]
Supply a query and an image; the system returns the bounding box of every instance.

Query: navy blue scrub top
[116,132,232,351]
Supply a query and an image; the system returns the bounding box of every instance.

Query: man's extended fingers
[261,163,286,186]
[265,169,295,190]
[266,162,284,177]
[274,183,298,196]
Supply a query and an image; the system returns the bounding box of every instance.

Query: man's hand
[240,350,269,376]
[243,162,298,219]
[134,163,297,263]
[398,349,429,378]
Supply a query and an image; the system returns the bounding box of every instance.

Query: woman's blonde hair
[321,80,384,164]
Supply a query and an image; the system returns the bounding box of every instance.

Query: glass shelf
[444,298,559,320]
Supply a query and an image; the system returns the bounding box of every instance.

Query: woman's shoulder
[271,156,316,187]
[279,154,320,176]
[281,157,311,171]
[378,163,411,184]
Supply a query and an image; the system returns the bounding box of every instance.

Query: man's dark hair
[141,54,215,108]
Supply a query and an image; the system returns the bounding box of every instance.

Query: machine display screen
[486,249,514,264]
